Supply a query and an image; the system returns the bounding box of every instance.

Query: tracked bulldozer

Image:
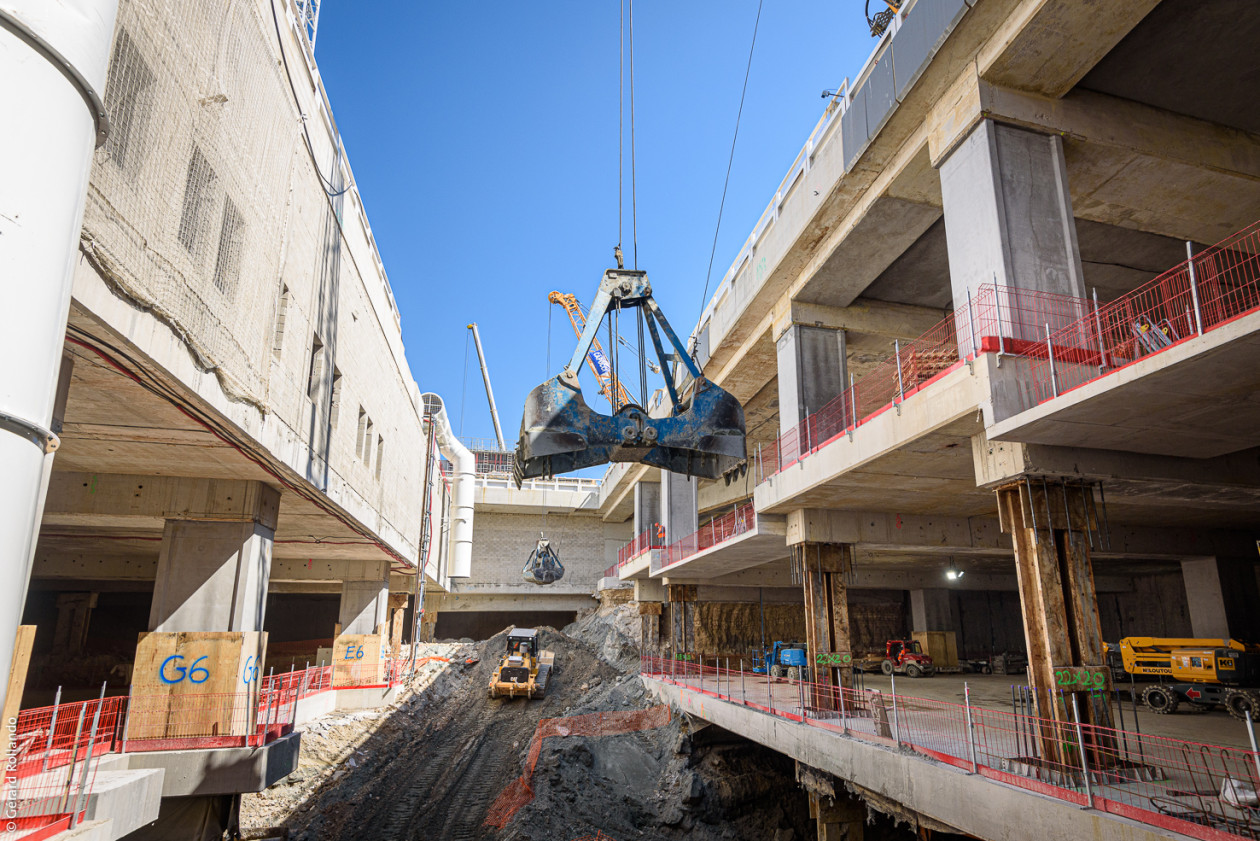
[489,628,554,700]
[514,267,745,485]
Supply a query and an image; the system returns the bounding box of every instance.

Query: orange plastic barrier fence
[484,705,671,829]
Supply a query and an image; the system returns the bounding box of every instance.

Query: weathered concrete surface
[82,765,166,839]
[123,732,300,797]
[645,678,1188,841]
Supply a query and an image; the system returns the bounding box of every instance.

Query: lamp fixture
[945,558,964,581]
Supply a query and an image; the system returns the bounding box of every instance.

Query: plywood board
[0,626,36,761]
[128,631,266,741]
[331,633,384,687]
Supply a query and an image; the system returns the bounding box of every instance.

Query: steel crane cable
[629,0,639,269]
[698,0,765,318]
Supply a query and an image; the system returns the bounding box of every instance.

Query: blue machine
[752,642,809,679]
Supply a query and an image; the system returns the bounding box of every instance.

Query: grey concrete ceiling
[1078,0,1260,136]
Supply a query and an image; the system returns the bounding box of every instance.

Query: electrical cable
[64,326,413,573]
[458,328,470,438]
[268,0,349,198]
[628,0,638,269]
[699,0,764,317]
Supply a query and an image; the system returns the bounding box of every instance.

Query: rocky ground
[241,605,934,841]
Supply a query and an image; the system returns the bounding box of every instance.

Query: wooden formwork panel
[332,633,384,686]
[912,631,959,668]
[129,631,266,741]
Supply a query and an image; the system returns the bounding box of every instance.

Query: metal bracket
[0,8,110,147]
[0,410,60,454]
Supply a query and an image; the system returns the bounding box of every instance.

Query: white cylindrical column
[0,0,118,699]
[421,393,474,579]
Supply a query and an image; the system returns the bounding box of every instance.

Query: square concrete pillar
[53,592,97,653]
[909,589,954,632]
[633,482,661,537]
[634,578,665,602]
[1181,558,1230,639]
[940,119,1087,344]
[660,471,697,545]
[148,482,280,633]
[339,565,390,636]
[775,323,847,438]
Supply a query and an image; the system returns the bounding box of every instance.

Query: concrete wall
[1098,574,1192,642]
[692,602,806,658]
[951,590,1025,659]
[454,511,630,598]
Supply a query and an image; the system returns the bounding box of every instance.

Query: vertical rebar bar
[1187,241,1203,335]
[1129,669,1145,763]
[848,372,856,435]
[965,682,978,773]
[1045,323,1058,397]
[1245,712,1260,787]
[42,686,62,771]
[1072,693,1094,808]
[894,339,904,403]
[1114,684,1131,763]
[70,683,107,829]
[838,677,848,734]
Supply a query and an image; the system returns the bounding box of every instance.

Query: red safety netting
[658,503,755,570]
[1016,220,1260,410]
[617,529,665,568]
[642,654,1260,841]
[484,706,672,829]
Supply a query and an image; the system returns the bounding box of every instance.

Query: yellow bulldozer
[1115,637,1260,720]
[488,628,555,699]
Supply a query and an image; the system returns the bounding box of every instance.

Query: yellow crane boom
[548,291,632,410]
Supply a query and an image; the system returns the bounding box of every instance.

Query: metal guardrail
[644,655,1260,841]
[659,502,756,571]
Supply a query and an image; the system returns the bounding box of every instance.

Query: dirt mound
[244,614,814,840]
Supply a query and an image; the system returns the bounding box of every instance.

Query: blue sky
[316,1,876,445]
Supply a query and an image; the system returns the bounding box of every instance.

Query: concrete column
[909,589,954,632]
[339,564,390,636]
[1181,559,1230,639]
[53,592,97,654]
[633,481,661,538]
[796,542,854,708]
[660,471,697,546]
[775,323,847,438]
[997,481,1114,762]
[148,483,280,632]
[940,119,1086,344]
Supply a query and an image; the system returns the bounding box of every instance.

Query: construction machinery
[516,266,746,485]
[752,641,809,681]
[855,639,936,677]
[549,292,633,411]
[522,537,564,585]
[467,323,507,450]
[1116,637,1260,720]
[488,628,555,700]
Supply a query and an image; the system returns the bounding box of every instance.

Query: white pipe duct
[422,393,474,579]
[0,0,117,707]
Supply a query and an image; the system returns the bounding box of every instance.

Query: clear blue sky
[315,1,876,445]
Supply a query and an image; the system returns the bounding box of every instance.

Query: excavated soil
[242,606,935,841]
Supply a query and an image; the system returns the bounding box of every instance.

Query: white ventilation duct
[0,0,116,713]
[422,393,473,579]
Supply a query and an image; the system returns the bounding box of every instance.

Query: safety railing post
[1091,288,1108,372]
[1244,710,1260,786]
[838,679,848,735]
[966,285,978,358]
[740,659,746,705]
[725,658,730,700]
[42,686,62,771]
[70,683,107,829]
[1187,242,1203,335]
[894,339,904,403]
[890,672,901,746]
[60,703,88,814]
[964,682,978,774]
[1045,323,1058,397]
[1071,693,1094,809]
[848,373,856,438]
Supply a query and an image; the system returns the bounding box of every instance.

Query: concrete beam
[772,299,946,345]
[977,0,1162,99]
[426,592,596,613]
[786,508,1253,561]
[270,558,391,583]
[43,472,280,530]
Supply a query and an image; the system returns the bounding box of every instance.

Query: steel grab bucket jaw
[514,371,745,485]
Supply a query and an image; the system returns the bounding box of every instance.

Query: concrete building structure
[604,0,1260,836]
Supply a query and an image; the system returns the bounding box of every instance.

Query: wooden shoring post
[797,542,853,711]
[997,480,1114,770]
